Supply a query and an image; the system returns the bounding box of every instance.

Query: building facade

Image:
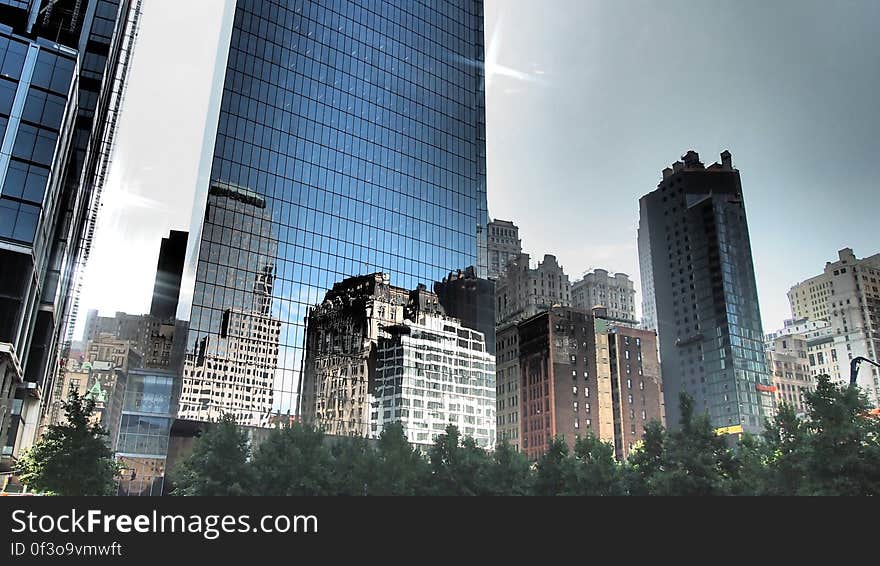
[495,253,570,325]
[0,0,141,470]
[765,317,840,384]
[787,248,880,402]
[177,0,490,424]
[765,333,814,416]
[571,269,637,324]
[372,307,495,449]
[518,307,612,461]
[495,252,570,450]
[115,367,175,496]
[607,321,664,460]
[487,219,521,280]
[0,6,79,464]
[637,150,773,435]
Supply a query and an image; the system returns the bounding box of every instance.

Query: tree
[797,375,880,495]
[328,435,377,496]
[170,413,253,496]
[759,403,808,495]
[428,425,493,495]
[17,390,120,496]
[624,420,665,496]
[568,434,624,496]
[485,441,532,496]
[531,437,573,496]
[649,394,736,496]
[728,433,770,496]
[371,422,431,495]
[250,422,335,496]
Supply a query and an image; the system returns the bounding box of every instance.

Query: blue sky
[79,0,880,337]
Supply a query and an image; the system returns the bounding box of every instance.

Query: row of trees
[172,375,880,496]
[12,375,880,495]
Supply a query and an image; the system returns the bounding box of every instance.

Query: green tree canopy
[17,390,120,496]
[567,433,624,496]
[371,422,430,496]
[170,413,253,496]
[428,425,493,495]
[532,437,573,496]
[250,422,335,496]
[485,440,532,496]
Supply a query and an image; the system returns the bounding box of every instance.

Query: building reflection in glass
[177,0,489,423]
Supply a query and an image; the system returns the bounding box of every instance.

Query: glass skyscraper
[638,150,774,436]
[178,0,489,423]
[0,0,141,466]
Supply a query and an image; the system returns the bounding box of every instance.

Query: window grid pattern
[183,0,487,423]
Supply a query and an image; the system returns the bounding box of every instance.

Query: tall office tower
[788,248,880,401]
[149,230,187,321]
[179,0,490,423]
[434,266,495,354]
[637,150,773,434]
[606,319,664,460]
[373,305,495,449]
[494,252,570,449]
[571,269,637,324]
[0,0,141,468]
[487,219,521,280]
[764,332,814,417]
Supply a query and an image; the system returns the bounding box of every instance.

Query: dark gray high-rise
[149,230,187,321]
[638,150,773,435]
[177,0,489,425]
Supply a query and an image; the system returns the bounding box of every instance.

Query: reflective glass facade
[638,151,773,435]
[181,0,488,422]
[115,369,174,496]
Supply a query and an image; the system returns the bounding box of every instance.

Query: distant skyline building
[495,252,570,450]
[571,269,637,324]
[765,317,840,383]
[487,219,521,280]
[495,253,571,325]
[787,248,880,401]
[176,0,490,423]
[638,150,774,434]
[765,332,814,416]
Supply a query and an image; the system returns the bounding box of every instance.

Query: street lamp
[849,356,880,387]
